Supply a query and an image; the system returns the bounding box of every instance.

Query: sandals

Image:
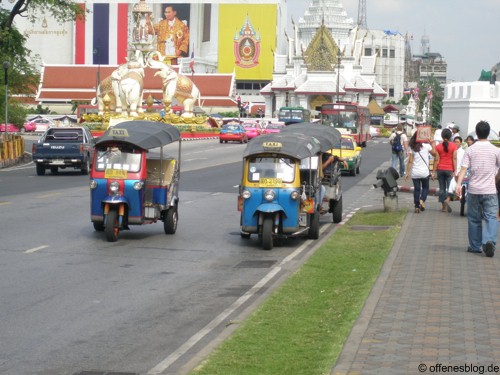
[419,200,425,211]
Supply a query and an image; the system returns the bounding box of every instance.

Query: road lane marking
[24,245,49,254]
[36,192,61,199]
[0,201,12,205]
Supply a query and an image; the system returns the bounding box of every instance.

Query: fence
[0,135,25,168]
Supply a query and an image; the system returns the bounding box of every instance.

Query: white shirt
[409,143,432,179]
[433,129,443,144]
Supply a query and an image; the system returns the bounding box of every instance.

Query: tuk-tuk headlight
[89,180,97,189]
[133,181,144,190]
[242,189,251,199]
[290,190,300,200]
[109,181,120,194]
[264,189,275,201]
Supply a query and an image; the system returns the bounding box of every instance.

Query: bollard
[383,195,399,212]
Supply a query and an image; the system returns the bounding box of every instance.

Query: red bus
[320,102,371,147]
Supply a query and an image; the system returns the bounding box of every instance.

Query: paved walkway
[332,177,500,375]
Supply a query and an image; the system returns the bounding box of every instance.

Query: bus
[320,102,371,147]
[278,107,311,125]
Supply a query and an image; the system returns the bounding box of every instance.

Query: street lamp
[3,61,10,139]
[336,41,341,104]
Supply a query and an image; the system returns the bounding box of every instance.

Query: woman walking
[405,133,437,213]
[433,128,457,212]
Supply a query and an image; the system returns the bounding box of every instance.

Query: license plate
[299,213,307,226]
[259,177,282,187]
[104,169,128,179]
[52,160,65,165]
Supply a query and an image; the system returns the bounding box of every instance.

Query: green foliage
[0,97,28,126]
[217,111,239,118]
[26,104,56,115]
[192,210,406,375]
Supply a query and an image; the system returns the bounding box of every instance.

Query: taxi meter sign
[262,141,282,150]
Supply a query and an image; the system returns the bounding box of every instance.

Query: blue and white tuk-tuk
[238,133,322,250]
[90,121,181,242]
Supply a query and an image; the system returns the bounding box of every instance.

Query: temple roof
[35,65,237,107]
[303,24,339,72]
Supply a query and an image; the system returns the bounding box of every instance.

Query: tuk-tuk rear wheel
[261,217,273,250]
[164,207,178,234]
[93,222,104,232]
[331,197,343,224]
[105,209,119,242]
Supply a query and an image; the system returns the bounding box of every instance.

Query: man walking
[389,124,408,177]
[455,120,500,257]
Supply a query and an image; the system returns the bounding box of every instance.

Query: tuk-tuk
[281,123,343,223]
[238,133,322,250]
[90,121,181,242]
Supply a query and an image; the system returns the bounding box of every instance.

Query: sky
[287,0,500,82]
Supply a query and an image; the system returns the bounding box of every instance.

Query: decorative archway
[309,95,333,111]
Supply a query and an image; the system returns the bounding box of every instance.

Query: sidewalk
[332,177,500,375]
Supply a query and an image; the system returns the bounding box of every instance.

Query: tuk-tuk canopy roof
[280,123,342,151]
[243,133,321,159]
[96,121,181,150]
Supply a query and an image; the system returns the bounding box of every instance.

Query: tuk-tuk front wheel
[164,207,178,234]
[261,217,273,250]
[308,211,320,239]
[105,209,119,242]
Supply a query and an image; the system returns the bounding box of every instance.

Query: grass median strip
[191,209,407,375]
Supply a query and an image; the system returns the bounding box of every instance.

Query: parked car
[330,135,362,176]
[219,124,249,144]
[0,123,20,133]
[21,122,37,132]
[262,123,286,134]
[24,117,55,132]
[243,122,261,139]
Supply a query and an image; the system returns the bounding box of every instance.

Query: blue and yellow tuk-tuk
[90,121,181,242]
[238,133,322,250]
[281,123,343,223]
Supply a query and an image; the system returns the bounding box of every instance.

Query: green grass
[191,209,406,375]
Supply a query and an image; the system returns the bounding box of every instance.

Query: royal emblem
[233,15,261,69]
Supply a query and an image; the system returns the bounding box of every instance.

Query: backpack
[392,132,403,152]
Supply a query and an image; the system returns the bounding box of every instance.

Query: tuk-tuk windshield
[248,157,295,183]
[95,149,142,172]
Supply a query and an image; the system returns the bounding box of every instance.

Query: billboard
[218,4,277,80]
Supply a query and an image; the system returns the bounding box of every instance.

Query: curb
[398,184,439,196]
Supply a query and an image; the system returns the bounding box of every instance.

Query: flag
[413,87,420,101]
[75,3,129,65]
[189,51,195,75]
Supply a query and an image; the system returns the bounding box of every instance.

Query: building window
[364,47,372,56]
[382,49,388,58]
[390,49,395,58]
[389,88,394,97]
[202,4,211,42]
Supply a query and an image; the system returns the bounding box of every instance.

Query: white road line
[24,245,49,254]
[36,192,61,199]
[147,266,282,375]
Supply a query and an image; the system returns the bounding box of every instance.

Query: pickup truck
[32,127,95,176]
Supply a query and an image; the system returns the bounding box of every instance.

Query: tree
[0,1,86,124]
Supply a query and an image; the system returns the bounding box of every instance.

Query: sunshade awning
[96,121,181,150]
[243,133,321,159]
[280,123,342,151]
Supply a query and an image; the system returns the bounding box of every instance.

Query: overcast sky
[287,0,499,83]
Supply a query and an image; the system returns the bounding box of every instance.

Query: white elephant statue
[94,51,145,117]
[154,66,200,118]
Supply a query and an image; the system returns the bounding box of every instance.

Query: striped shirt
[461,141,500,194]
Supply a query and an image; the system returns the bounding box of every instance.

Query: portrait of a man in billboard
[148,4,190,58]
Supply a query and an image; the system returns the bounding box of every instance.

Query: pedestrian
[433,124,443,145]
[404,133,437,213]
[455,121,500,257]
[432,128,457,212]
[451,124,461,141]
[465,135,475,147]
[389,124,408,177]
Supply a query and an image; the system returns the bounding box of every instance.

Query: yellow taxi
[331,135,362,176]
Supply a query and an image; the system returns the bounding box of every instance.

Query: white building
[442,81,500,136]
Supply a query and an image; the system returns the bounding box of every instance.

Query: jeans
[437,170,453,203]
[467,194,499,251]
[412,177,430,208]
[391,151,405,177]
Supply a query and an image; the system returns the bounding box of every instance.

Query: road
[0,137,390,375]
